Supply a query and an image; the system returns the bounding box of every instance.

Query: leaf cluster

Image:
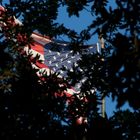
[0,0,140,140]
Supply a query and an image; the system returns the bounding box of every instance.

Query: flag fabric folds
[0,4,99,97]
[0,5,99,124]
[31,34,98,74]
[27,32,98,95]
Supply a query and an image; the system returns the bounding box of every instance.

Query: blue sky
[56,1,118,117]
[56,0,117,44]
[57,5,97,44]
[56,0,133,117]
[2,0,133,117]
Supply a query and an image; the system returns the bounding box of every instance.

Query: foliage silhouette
[0,0,140,140]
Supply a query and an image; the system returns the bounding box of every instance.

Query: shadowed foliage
[0,0,140,140]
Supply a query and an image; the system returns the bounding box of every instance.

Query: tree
[0,2,75,139]
[0,0,140,140]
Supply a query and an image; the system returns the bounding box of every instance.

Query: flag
[25,32,98,96]
[0,6,98,96]
[28,33,98,124]
[0,5,99,124]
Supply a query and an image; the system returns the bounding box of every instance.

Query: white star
[79,68,83,72]
[60,58,63,62]
[55,63,59,67]
[60,70,64,74]
[70,68,73,72]
[71,55,75,59]
[66,53,68,58]
[49,61,52,64]
[48,50,52,53]
[57,52,60,56]
[67,60,71,64]
[74,62,78,67]
[53,56,56,60]
[53,67,56,71]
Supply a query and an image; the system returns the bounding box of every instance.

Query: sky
[57,0,134,117]
[56,0,131,117]
[2,0,133,117]
[57,5,97,44]
[56,0,117,44]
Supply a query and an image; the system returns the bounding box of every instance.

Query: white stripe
[31,33,51,45]
[24,46,45,61]
[31,63,51,76]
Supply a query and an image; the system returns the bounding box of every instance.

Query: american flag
[0,6,99,97]
[0,5,99,124]
[24,32,99,96]
[0,6,99,93]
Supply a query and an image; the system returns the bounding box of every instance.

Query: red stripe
[30,41,44,55]
[35,61,49,69]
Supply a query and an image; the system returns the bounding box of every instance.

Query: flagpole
[98,35,105,118]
